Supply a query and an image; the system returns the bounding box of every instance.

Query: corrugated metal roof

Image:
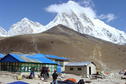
[65,61,92,66]
[25,54,57,64]
[46,54,69,61]
[10,54,26,62]
[8,54,57,64]
[0,53,4,58]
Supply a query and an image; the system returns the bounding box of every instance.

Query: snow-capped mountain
[0,1,126,45]
[8,18,46,36]
[46,1,126,45]
[0,26,7,37]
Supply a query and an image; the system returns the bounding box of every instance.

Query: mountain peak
[19,17,33,25]
[21,17,30,21]
[46,1,126,45]
[7,18,46,36]
[67,0,79,6]
[48,0,96,19]
[0,1,126,45]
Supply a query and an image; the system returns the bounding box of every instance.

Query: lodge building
[0,53,69,74]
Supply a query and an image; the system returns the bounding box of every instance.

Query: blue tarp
[8,81,29,84]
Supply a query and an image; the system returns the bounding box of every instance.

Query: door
[89,67,91,75]
[57,65,61,73]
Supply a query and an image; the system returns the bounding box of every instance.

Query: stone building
[65,61,96,78]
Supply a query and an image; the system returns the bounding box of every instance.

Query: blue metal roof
[3,54,57,64]
[0,53,4,58]
[25,54,57,64]
[46,54,69,61]
[10,54,26,62]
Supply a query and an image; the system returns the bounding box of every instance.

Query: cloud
[45,0,96,18]
[45,0,116,22]
[76,0,95,8]
[99,13,116,22]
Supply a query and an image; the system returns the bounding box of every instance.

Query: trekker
[40,67,50,80]
[124,72,126,75]
[45,67,50,79]
[40,67,46,80]
[51,70,58,84]
[29,67,35,79]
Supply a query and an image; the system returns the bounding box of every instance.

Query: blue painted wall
[57,65,61,73]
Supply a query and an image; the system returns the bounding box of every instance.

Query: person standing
[124,72,126,75]
[51,70,58,84]
[29,67,35,79]
[40,67,46,80]
[45,67,49,79]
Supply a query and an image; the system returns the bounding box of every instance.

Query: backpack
[77,79,85,84]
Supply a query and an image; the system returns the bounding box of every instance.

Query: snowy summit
[0,1,126,45]
[46,1,126,45]
[7,18,46,36]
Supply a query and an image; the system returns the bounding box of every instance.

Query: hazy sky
[0,0,126,32]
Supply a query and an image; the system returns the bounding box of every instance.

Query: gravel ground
[0,71,126,84]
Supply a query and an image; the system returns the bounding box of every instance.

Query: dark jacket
[52,72,58,80]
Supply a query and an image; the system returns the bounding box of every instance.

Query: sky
[0,0,126,32]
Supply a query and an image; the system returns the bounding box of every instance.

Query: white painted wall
[86,63,96,78]
[62,61,69,72]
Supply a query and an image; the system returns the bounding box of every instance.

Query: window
[78,68,82,71]
[70,68,73,71]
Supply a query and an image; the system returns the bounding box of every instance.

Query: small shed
[46,55,69,72]
[65,61,96,78]
[0,53,57,74]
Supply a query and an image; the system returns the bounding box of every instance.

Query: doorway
[89,67,91,75]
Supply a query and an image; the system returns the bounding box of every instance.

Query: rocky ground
[0,71,126,84]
